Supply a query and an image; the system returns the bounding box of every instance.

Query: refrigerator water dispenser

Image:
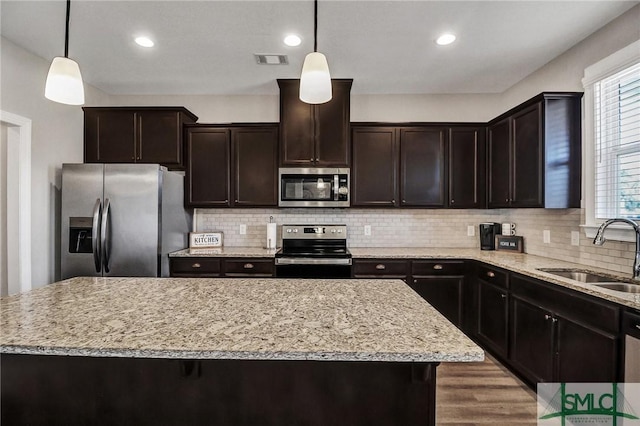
[68,217,93,253]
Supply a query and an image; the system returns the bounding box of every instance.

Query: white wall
[0,37,111,288]
[499,4,640,110]
[0,123,7,295]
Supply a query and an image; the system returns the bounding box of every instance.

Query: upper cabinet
[185,124,278,208]
[351,125,448,207]
[277,79,353,167]
[448,126,486,209]
[83,107,198,170]
[487,93,582,208]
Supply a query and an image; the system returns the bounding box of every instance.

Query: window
[593,62,640,220]
[582,40,640,242]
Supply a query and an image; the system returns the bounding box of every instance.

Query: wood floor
[436,354,538,425]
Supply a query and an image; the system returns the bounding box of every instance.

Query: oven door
[275,257,352,278]
[278,168,349,207]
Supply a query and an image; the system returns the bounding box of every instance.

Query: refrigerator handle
[92,198,102,273]
[101,198,111,273]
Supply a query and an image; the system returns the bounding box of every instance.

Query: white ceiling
[1,1,637,96]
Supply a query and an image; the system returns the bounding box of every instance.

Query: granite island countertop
[0,277,483,363]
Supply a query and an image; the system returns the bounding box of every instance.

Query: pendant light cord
[313,0,318,53]
[64,0,71,58]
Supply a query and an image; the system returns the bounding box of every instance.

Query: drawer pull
[375,264,386,270]
[244,263,254,269]
[486,271,496,278]
[433,264,443,270]
[192,263,201,269]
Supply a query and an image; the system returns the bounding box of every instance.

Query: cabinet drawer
[510,274,620,333]
[353,260,409,278]
[170,258,221,277]
[476,264,508,289]
[412,260,466,276]
[224,259,274,277]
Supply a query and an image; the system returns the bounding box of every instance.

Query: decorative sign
[189,232,223,248]
[496,235,524,253]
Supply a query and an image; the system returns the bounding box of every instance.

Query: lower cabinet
[508,274,621,385]
[509,295,555,383]
[352,259,409,281]
[170,257,274,278]
[410,260,466,328]
[476,278,509,358]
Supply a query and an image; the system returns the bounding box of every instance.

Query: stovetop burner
[277,224,350,259]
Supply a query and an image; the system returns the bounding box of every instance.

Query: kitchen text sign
[189,232,223,248]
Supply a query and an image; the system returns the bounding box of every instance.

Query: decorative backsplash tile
[196,208,635,276]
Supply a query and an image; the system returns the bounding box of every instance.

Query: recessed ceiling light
[135,36,155,48]
[436,33,456,46]
[284,34,302,47]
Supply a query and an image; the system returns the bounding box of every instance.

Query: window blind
[594,61,640,220]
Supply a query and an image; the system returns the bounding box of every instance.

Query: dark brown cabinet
[352,259,409,280]
[400,128,446,207]
[410,260,466,328]
[170,257,274,278]
[487,93,582,208]
[277,79,352,167]
[83,107,197,169]
[185,127,231,207]
[448,127,486,208]
[509,273,620,384]
[351,127,397,206]
[170,257,222,277]
[185,124,278,208]
[351,126,447,207]
[476,266,509,358]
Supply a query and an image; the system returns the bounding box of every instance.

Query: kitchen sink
[536,268,617,283]
[593,283,640,293]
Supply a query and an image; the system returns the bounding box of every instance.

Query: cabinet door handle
[487,271,495,278]
[192,263,201,269]
[310,158,314,162]
[635,324,640,330]
[414,279,417,284]
[243,263,254,269]
[544,314,551,320]
[501,293,507,299]
[391,199,395,204]
[451,199,455,204]
[552,317,558,323]
[433,264,443,270]
[375,264,386,270]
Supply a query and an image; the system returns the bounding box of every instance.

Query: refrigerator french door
[61,163,190,279]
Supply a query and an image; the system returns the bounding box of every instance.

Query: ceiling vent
[255,54,289,65]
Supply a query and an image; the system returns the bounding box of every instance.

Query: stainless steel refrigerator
[61,163,192,279]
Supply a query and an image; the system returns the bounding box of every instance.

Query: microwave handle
[334,175,339,201]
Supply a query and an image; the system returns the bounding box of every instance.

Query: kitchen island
[0,277,483,425]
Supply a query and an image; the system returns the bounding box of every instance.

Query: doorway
[0,110,32,295]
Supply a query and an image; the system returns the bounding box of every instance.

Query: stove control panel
[282,225,347,239]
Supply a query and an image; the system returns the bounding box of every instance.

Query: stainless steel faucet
[593,218,640,279]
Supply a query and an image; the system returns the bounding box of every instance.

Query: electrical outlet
[571,231,580,246]
[467,225,475,237]
[543,229,551,244]
[239,224,247,235]
[364,225,371,236]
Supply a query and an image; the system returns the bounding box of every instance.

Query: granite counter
[0,276,482,362]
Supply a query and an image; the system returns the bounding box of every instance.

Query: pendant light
[45,0,85,105]
[299,0,332,104]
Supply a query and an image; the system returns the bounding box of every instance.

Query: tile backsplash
[196,208,635,276]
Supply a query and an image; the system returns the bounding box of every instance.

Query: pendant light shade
[45,0,85,105]
[45,57,85,105]
[300,52,332,104]
[299,0,332,104]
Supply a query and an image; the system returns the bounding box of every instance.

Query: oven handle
[275,257,352,266]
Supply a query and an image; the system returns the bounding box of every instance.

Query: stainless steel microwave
[278,168,350,207]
